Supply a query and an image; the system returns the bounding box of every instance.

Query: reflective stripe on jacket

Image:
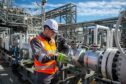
[34,35,58,74]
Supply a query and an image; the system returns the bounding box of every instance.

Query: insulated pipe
[114,10,126,58]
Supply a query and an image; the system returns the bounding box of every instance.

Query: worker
[11,38,20,72]
[11,45,20,72]
[30,19,69,84]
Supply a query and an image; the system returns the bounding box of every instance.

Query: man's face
[45,27,55,38]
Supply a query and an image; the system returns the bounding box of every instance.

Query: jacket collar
[39,32,51,41]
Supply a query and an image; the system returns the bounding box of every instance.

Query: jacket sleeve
[30,38,57,63]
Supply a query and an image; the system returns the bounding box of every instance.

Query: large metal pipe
[84,50,102,71]
[72,48,126,84]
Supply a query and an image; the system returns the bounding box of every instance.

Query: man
[30,19,68,84]
[11,38,20,72]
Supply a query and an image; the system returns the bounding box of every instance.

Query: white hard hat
[44,19,58,33]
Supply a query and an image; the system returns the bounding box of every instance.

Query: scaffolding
[0,0,14,8]
[45,3,77,24]
[0,3,126,84]
[59,17,126,48]
[0,2,126,48]
[0,3,77,33]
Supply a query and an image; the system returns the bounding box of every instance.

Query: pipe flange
[116,53,126,84]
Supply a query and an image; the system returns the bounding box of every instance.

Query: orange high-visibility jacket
[34,35,58,74]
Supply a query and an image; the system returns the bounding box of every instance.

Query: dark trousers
[34,72,59,84]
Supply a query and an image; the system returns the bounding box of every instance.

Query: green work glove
[57,53,69,63]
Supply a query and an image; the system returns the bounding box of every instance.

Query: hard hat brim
[53,29,58,34]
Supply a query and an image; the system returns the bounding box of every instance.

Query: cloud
[25,9,41,15]
[14,2,40,15]
[15,2,63,15]
[15,2,38,9]
[76,1,126,16]
[46,3,64,8]
[16,2,63,9]
[15,1,126,17]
